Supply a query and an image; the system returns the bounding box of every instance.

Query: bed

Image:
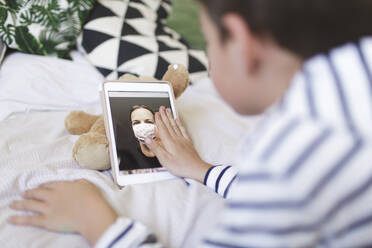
[0,50,261,247]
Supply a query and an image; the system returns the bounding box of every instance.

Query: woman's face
[131,108,154,126]
[131,107,156,144]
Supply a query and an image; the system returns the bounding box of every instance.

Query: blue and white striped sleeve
[203,165,237,198]
[95,217,162,248]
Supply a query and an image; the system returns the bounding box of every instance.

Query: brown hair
[129,105,155,121]
[197,0,372,59]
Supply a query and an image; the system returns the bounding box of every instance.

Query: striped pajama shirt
[95,37,372,248]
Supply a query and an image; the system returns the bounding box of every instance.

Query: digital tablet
[101,81,177,186]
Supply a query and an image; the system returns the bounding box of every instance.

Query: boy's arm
[203,165,237,198]
[145,106,238,198]
[94,217,162,248]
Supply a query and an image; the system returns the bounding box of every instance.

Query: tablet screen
[108,91,171,175]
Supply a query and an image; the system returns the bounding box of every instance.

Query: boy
[9,0,372,247]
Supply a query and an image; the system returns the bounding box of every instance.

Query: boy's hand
[8,180,117,245]
[146,106,212,183]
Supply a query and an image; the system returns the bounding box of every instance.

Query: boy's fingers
[24,188,51,201]
[10,200,48,214]
[74,179,93,185]
[8,215,46,228]
[166,108,182,136]
[155,112,173,146]
[176,118,191,140]
[159,107,176,137]
[39,181,65,189]
[145,139,168,163]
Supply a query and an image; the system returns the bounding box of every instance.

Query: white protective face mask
[132,123,156,142]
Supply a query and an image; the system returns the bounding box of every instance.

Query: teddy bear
[64,64,190,171]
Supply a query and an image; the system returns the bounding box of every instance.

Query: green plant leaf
[4,0,22,12]
[38,28,64,53]
[56,49,72,60]
[67,0,95,26]
[14,26,46,55]
[67,0,95,11]
[77,9,90,24]
[30,0,60,31]
[19,9,38,25]
[0,23,15,44]
[0,5,7,24]
[58,8,81,41]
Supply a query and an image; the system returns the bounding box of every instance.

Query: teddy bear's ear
[162,64,190,99]
[119,74,139,81]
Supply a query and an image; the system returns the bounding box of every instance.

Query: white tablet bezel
[101,81,177,186]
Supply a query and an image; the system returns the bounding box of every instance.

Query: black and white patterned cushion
[77,0,208,82]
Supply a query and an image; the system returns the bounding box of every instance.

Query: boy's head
[198,0,372,115]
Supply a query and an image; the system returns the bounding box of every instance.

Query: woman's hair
[129,105,155,120]
[197,0,372,59]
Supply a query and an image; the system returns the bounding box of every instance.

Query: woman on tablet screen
[117,105,163,175]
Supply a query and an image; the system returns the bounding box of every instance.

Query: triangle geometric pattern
[77,0,208,83]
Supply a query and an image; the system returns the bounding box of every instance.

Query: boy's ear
[222,13,263,74]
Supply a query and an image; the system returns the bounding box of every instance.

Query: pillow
[0,0,95,59]
[0,39,6,66]
[77,0,209,83]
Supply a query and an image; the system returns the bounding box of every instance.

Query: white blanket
[0,53,260,247]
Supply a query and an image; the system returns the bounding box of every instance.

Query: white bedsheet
[0,52,261,247]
